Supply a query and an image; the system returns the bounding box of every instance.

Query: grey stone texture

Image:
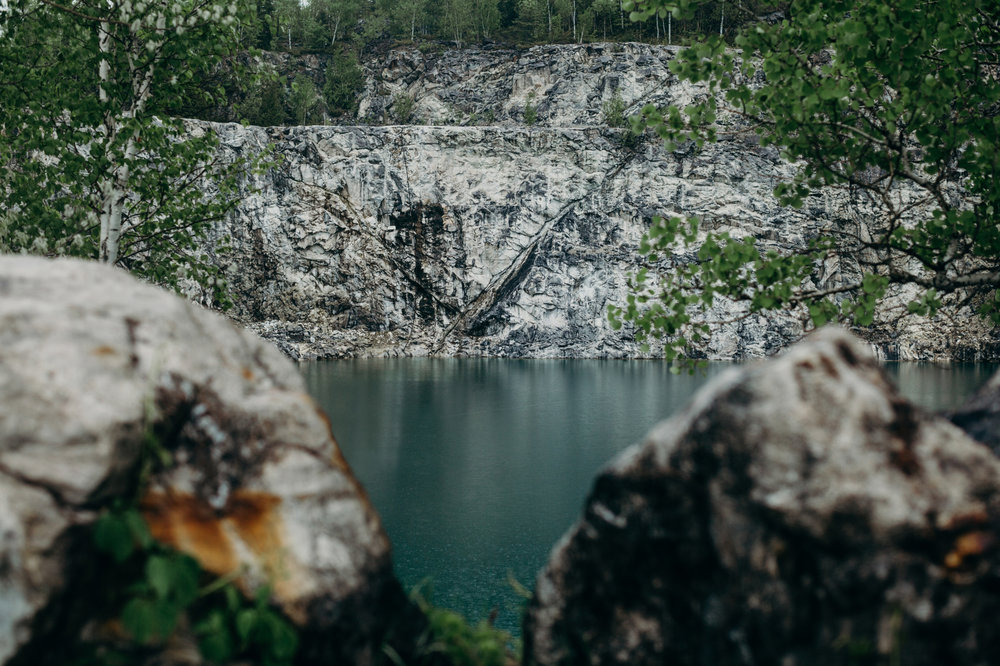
[522,327,1000,665]
[0,256,418,665]
[202,43,999,360]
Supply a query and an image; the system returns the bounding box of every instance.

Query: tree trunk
[97,16,159,266]
[572,0,576,41]
[97,20,115,264]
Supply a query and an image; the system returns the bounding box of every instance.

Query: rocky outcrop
[357,42,694,127]
[950,374,1000,456]
[202,42,999,361]
[0,256,420,665]
[523,327,1000,665]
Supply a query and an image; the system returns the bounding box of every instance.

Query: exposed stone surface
[0,256,418,665]
[356,43,695,128]
[950,373,1000,456]
[200,43,999,361]
[523,327,1000,666]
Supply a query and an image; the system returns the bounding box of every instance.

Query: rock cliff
[203,43,1000,360]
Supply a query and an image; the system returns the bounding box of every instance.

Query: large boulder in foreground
[0,257,416,665]
[524,328,1000,666]
[950,373,1000,456]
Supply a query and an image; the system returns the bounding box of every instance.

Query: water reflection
[303,359,995,635]
[885,361,996,411]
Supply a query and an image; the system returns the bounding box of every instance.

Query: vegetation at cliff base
[610,0,1000,362]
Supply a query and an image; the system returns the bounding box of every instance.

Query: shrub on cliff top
[324,50,365,116]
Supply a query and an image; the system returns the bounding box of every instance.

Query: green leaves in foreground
[194,585,298,665]
[0,0,263,306]
[405,583,517,666]
[90,506,297,665]
[92,505,154,564]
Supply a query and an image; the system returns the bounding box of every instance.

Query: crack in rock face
[196,43,1000,361]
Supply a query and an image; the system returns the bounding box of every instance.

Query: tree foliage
[610,0,1000,361]
[323,49,365,115]
[243,0,760,54]
[0,0,263,302]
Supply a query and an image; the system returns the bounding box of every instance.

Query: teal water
[302,359,995,636]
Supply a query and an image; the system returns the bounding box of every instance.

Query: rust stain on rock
[141,491,238,575]
[140,490,305,616]
[939,508,990,531]
[92,345,117,356]
[944,530,995,570]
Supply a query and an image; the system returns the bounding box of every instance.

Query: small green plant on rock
[602,91,628,129]
[85,504,299,665]
[523,92,538,126]
[393,92,416,123]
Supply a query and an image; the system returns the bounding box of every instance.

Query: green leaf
[121,598,159,644]
[93,511,134,563]
[809,304,828,328]
[265,614,298,660]
[171,555,201,606]
[124,509,154,550]
[235,608,258,644]
[146,555,174,599]
[199,630,234,664]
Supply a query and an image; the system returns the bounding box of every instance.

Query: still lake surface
[303,359,997,636]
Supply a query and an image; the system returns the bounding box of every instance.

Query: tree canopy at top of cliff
[247,0,777,55]
[611,0,1000,364]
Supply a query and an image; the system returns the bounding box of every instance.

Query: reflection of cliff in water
[303,358,995,636]
[885,362,1000,411]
